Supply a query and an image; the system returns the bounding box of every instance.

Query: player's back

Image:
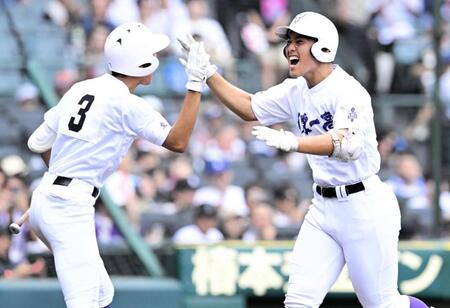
[45,74,148,188]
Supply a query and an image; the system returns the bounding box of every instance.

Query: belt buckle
[335,185,348,200]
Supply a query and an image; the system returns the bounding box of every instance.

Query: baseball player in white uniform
[178,11,430,308]
[26,22,209,308]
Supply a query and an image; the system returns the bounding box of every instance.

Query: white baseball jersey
[251,65,380,186]
[44,73,172,188]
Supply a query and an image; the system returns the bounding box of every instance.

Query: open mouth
[289,56,299,66]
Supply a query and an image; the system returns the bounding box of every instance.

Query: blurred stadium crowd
[1,0,450,279]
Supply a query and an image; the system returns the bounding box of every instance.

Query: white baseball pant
[29,172,114,308]
[285,175,406,308]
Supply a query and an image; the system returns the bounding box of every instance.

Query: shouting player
[179,11,430,308]
[27,22,208,308]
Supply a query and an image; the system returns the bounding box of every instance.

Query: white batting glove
[252,126,299,152]
[177,33,217,79]
[179,41,208,92]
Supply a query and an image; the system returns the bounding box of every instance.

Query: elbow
[241,114,256,121]
[163,140,188,153]
[27,135,46,153]
[172,144,187,153]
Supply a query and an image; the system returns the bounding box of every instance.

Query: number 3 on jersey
[68,94,95,132]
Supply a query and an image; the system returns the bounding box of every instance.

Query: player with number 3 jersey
[27,22,209,308]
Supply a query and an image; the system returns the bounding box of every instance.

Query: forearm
[207,73,257,121]
[163,90,201,153]
[297,133,333,156]
[253,126,334,155]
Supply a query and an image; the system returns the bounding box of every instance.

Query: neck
[304,64,334,88]
[114,75,142,92]
[121,77,140,93]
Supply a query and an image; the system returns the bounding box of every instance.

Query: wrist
[206,64,217,79]
[186,80,204,93]
[282,129,299,152]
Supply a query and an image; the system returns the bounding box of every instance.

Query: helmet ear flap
[310,40,334,63]
[141,55,159,75]
[283,44,288,58]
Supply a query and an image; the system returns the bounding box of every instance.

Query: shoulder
[128,93,147,105]
[254,77,306,98]
[334,67,371,103]
[122,94,155,113]
[278,77,307,91]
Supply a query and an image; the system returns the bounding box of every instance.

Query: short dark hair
[111,71,128,78]
[194,204,218,219]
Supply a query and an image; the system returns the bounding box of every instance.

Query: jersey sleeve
[333,86,372,131]
[122,96,172,146]
[43,103,61,131]
[250,79,297,125]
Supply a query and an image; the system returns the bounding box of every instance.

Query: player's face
[284,32,318,78]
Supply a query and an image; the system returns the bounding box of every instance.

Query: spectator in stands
[83,23,110,78]
[272,184,304,229]
[167,156,195,188]
[3,175,31,264]
[94,199,123,245]
[242,202,277,242]
[239,0,290,89]
[219,208,247,240]
[53,68,79,98]
[134,170,159,214]
[164,178,197,236]
[104,152,140,228]
[81,0,115,37]
[439,58,450,120]
[193,156,248,217]
[244,181,271,212]
[0,155,28,180]
[367,0,426,93]
[376,127,397,181]
[185,0,235,79]
[12,82,46,139]
[0,226,46,279]
[333,0,378,93]
[386,153,431,238]
[172,204,223,244]
[203,124,247,162]
[137,0,189,54]
[0,170,10,228]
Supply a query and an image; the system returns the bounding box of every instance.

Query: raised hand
[179,41,209,92]
[177,33,217,79]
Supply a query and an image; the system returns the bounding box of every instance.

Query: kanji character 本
[238,247,284,295]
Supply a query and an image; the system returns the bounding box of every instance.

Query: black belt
[316,181,365,198]
[53,176,100,198]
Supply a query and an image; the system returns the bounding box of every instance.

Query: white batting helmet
[276,12,339,63]
[104,22,170,77]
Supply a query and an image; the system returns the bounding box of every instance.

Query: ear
[283,44,288,58]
